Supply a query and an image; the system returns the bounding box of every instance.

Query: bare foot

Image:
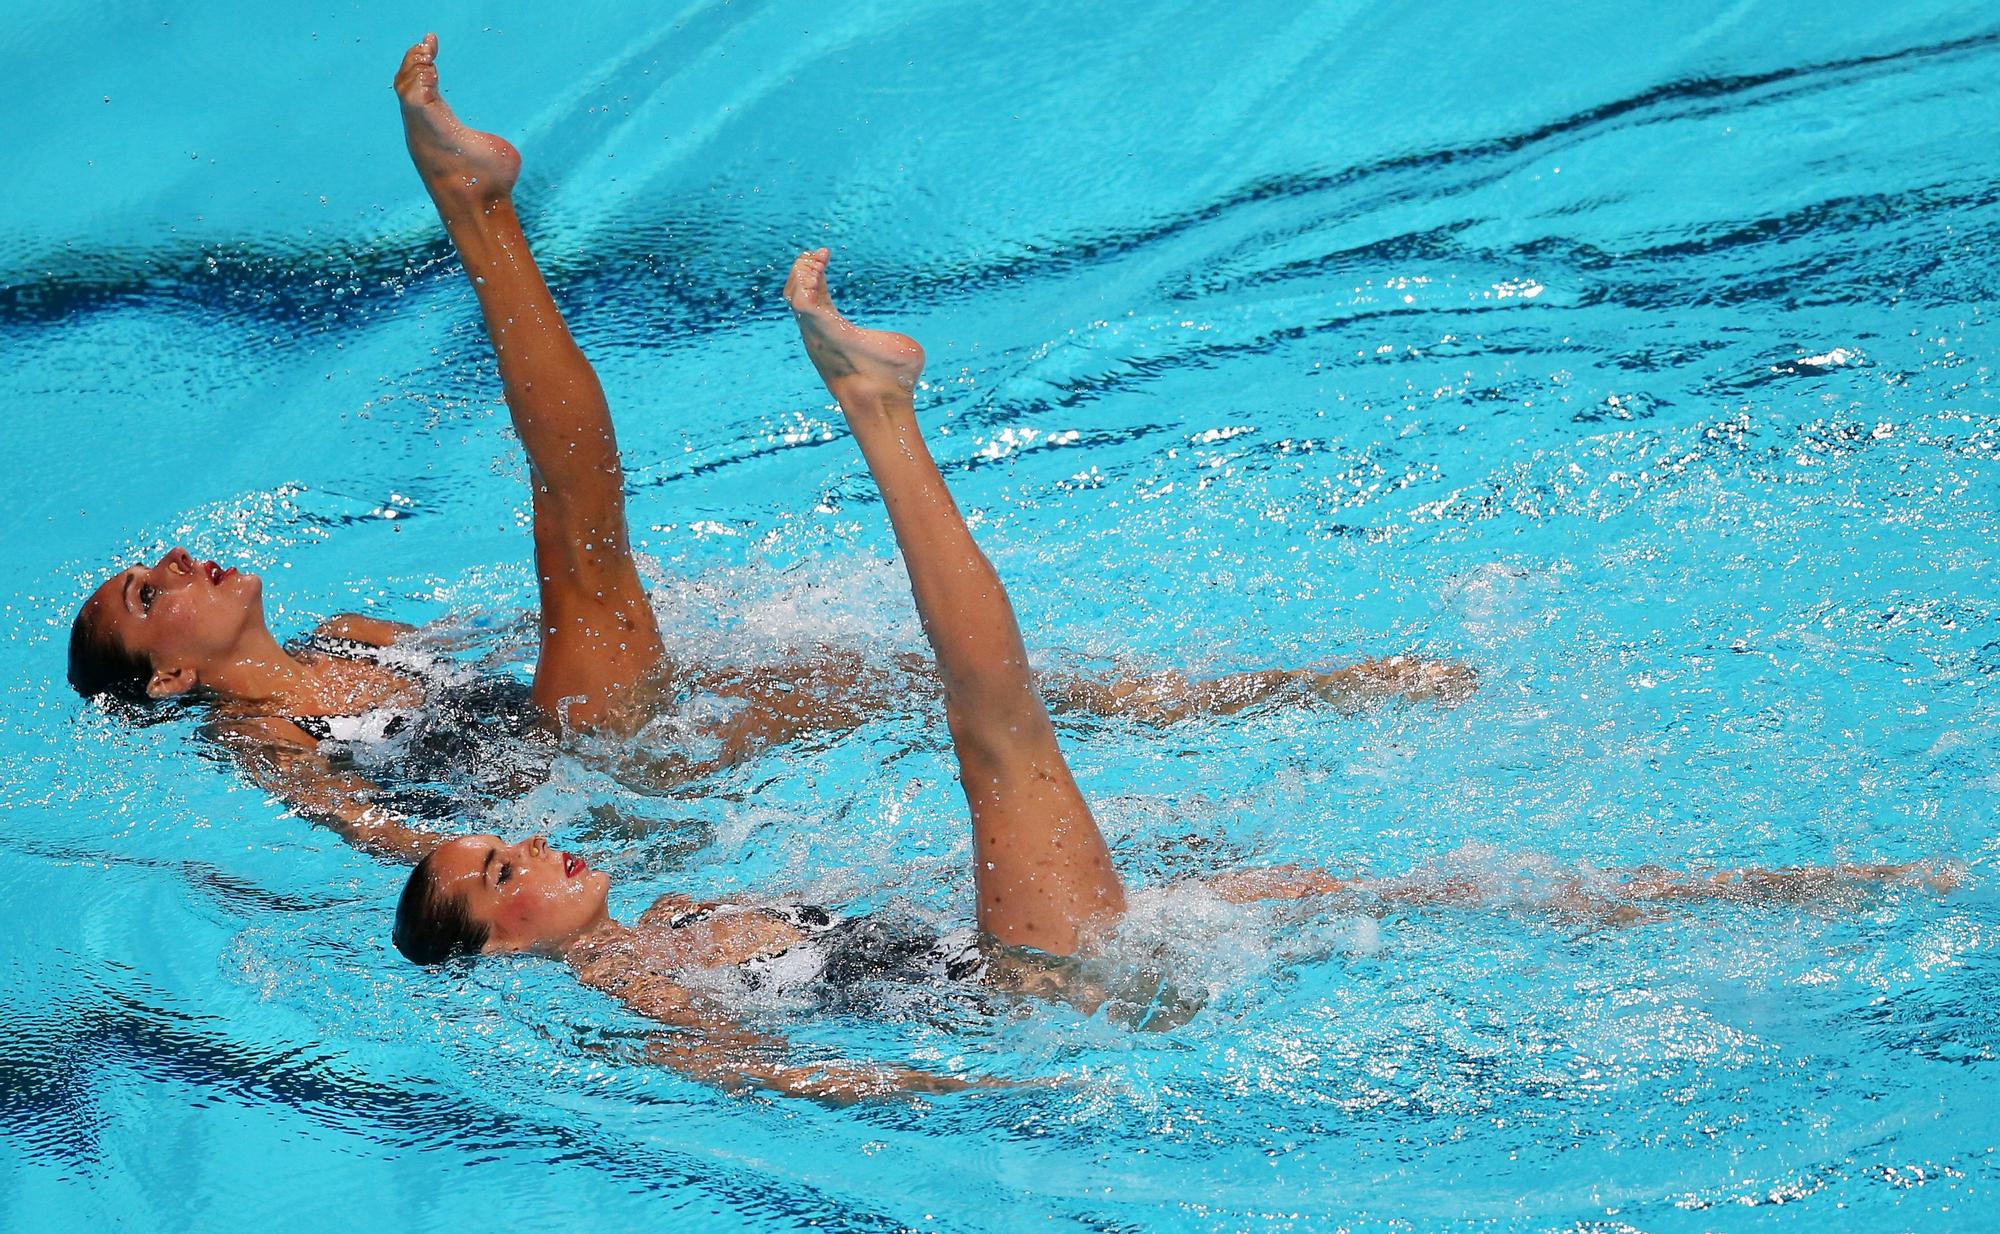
[783,248,925,402]
[393,33,520,206]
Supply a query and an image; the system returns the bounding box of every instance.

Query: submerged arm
[586,967,988,1102]
[1046,656,1477,724]
[209,718,442,863]
[1201,865,1356,903]
[1199,860,1956,923]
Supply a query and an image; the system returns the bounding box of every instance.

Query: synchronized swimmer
[63,36,1953,1100]
[65,33,1469,861]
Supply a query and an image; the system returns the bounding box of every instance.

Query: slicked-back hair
[394,850,490,965]
[68,601,153,704]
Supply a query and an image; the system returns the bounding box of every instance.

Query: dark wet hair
[67,599,153,704]
[394,849,490,965]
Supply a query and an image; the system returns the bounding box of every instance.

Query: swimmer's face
[79,547,266,698]
[426,833,612,955]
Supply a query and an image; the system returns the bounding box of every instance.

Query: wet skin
[422,833,613,953]
[80,546,267,699]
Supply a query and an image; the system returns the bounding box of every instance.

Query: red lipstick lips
[563,853,585,878]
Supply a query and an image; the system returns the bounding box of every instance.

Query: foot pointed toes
[784,251,828,300]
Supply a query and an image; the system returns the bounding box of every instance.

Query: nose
[157,546,196,575]
[526,835,549,858]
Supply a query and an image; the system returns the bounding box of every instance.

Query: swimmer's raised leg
[787,248,1126,956]
[395,35,664,732]
[395,34,521,203]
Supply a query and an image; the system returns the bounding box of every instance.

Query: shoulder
[567,943,694,1014]
[636,895,701,930]
[312,614,415,649]
[206,713,320,754]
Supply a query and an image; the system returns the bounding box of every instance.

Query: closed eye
[139,585,156,612]
[497,863,514,885]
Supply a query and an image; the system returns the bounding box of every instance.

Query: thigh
[954,726,1126,956]
[528,491,666,732]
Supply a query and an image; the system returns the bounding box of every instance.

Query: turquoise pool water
[5,1,1999,1229]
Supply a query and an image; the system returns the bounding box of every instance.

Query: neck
[198,625,318,707]
[555,912,627,964]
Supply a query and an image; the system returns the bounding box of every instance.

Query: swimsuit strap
[767,903,837,932]
[296,632,386,662]
[667,902,837,932]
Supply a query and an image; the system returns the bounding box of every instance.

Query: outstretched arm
[395,35,664,731]
[210,719,442,863]
[1046,655,1477,725]
[785,249,1127,957]
[666,647,1475,773]
[1199,859,1956,922]
[578,964,989,1102]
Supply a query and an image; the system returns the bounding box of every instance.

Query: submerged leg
[395,35,664,731]
[785,249,1126,956]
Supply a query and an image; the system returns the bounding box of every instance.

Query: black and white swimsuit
[284,634,420,743]
[282,634,554,818]
[288,708,415,745]
[669,902,988,994]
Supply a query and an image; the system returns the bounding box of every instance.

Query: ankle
[430,184,516,220]
[832,379,916,418]
[432,202,523,271]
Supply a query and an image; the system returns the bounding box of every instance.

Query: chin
[236,575,269,627]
